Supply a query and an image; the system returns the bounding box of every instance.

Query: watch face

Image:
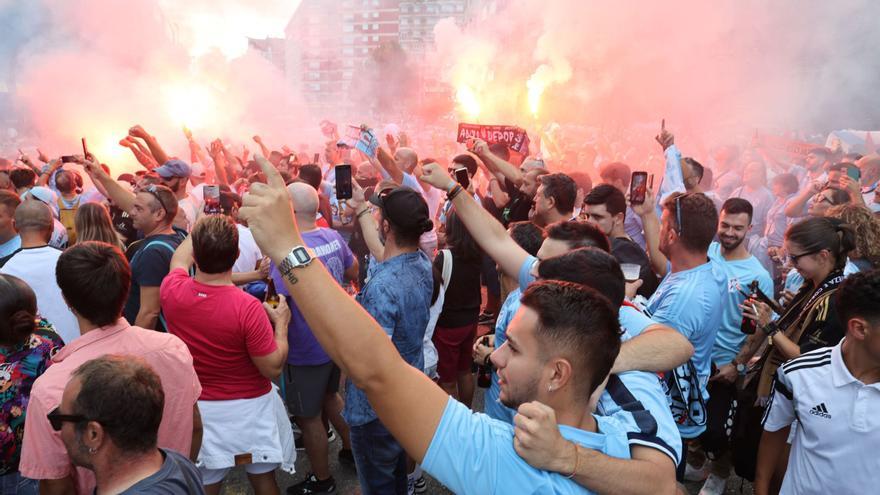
[292,247,311,264]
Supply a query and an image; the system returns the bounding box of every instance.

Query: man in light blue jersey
[635,185,726,480]
[419,163,693,494]
[688,198,773,493]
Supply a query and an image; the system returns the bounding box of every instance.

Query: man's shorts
[283,361,341,418]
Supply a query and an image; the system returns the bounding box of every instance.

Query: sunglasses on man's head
[139,185,170,214]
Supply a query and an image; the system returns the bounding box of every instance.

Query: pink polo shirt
[19,319,202,494]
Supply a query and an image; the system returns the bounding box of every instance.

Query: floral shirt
[0,319,63,474]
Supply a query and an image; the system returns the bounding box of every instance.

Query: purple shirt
[271,228,354,365]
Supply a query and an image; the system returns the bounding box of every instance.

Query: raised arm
[420,162,530,280]
[79,157,136,213]
[631,187,668,277]
[121,137,159,170]
[253,135,271,159]
[349,182,385,262]
[37,159,63,187]
[784,180,821,218]
[375,146,404,185]
[129,125,170,165]
[208,140,230,186]
[239,155,448,462]
[472,139,523,186]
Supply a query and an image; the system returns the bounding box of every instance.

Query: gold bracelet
[565,442,579,479]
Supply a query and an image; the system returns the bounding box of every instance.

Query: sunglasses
[785,249,822,265]
[139,185,170,214]
[47,407,90,431]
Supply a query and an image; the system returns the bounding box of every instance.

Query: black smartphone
[203,185,221,215]
[81,137,89,160]
[630,171,648,205]
[313,153,320,164]
[61,155,77,163]
[335,164,353,200]
[454,167,470,190]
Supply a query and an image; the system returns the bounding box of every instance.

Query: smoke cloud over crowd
[433,0,880,137]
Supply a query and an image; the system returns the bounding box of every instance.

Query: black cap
[369,187,433,234]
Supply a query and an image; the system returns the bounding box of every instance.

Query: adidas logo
[809,403,831,419]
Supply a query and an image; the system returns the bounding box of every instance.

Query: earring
[88,447,96,454]
[548,384,553,393]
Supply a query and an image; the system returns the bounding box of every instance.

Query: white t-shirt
[232,224,262,275]
[0,246,80,344]
[178,197,199,231]
[764,342,880,495]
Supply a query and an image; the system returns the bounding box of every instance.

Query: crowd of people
[0,118,878,495]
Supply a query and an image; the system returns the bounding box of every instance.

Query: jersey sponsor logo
[809,402,831,419]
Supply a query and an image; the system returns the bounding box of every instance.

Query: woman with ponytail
[732,218,856,482]
[0,275,63,494]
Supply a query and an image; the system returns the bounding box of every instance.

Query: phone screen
[630,172,648,205]
[335,164,353,200]
[847,165,861,181]
[61,155,77,163]
[203,185,221,215]
[455,167,470,190]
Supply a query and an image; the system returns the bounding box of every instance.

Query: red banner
[456,123,530,154]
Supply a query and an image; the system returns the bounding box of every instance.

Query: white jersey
[763,342,880,495]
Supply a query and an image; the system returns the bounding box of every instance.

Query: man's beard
[499,373,541,410]
[719,234,745,251]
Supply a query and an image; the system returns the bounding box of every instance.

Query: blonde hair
[827,204,880,267]
[74,203,125,251]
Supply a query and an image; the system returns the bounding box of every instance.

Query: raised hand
[128,125,150,139]
[655,119,674,151]
[419,161,455,191]
[238,155,300,262]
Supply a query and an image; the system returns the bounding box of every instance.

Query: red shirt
[160,268,277,400]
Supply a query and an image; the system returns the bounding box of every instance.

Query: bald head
[15,199,53,236]
[288,182,319,218]
[857,153,880,183]
[394,147,419,173]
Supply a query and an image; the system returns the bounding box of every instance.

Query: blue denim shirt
[344,250,433,426]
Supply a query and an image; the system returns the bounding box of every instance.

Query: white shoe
[698,473,728,495]
[683,461,708,482]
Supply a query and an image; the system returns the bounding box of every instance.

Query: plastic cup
[620,263,641,282]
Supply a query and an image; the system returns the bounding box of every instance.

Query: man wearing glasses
[48,355,204,494]
[82,158,185,331]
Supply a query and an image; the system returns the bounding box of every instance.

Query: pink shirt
[19,319,201,495]
[160,268,276,400]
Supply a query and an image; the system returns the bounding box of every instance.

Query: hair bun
[9,310,36,342]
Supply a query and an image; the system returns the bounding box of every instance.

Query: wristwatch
[734,361,747,375]
[761,321,779,337]
[278,245,314,280]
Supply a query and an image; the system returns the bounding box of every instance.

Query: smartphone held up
[203,185,221,215]
[630,171,648,205]
[335,164,353,200]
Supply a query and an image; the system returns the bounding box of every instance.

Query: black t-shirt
[434,249,482,328]
[500,178,533,227]
[123,231,185,331]
[611,237,659,298]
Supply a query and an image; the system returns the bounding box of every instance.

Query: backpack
[423,249,453,376]
[57,196,81,245]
